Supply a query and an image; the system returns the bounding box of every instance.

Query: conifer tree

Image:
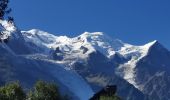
[27,81,62,100]
[0,0,13,21]
[0,82,26,100]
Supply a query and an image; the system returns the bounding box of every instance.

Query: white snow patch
[116,40,157,90]
[0,20,16,40]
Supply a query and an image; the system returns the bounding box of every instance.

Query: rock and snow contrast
[1,20,170,100]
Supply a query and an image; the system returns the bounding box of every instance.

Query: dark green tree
[90,85,121,100]
[0,0,9,19]
[0,82,26,100]
[0,0,13,22]
[27,81,62,100]
[100,95,121,100]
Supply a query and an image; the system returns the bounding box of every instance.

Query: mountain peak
[81,32,104,36]
[79,32,114,41]
[142,40,158,50]
[144,40,158,47]
[26,29,42,34]
[145,40,169,57]
[77,32,125,57]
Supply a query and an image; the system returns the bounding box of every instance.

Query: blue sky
[10,0,170,49]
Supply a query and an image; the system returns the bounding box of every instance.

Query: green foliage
[27,80,62,100]
[0,81,70,100]
[100,95,121,100]
[0,82,26,100]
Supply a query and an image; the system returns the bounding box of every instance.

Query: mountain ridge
[0,20,170,100]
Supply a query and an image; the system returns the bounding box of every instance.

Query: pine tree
[100,95,121,100]
[27,81,62,100]
[0,0,9,19]
[0,0,13,21]
[0,82,26,100]
[0,0,14,42]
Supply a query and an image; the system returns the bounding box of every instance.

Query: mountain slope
[0,20,94,100]
[134,41,170,99]
[1,20,170,100]
[21,29,150,100]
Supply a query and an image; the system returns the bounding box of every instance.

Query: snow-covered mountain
[1,20,170,100]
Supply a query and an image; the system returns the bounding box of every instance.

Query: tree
[100,95,121,100]
[0,81,69,100]
[0,0,9,19]
[27,81,62,100]
[0,0,14,42]
[90,85,121,100]
[0,82,26,100]
[0,0,13,21]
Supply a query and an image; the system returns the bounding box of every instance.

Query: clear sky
[10,0,170,49]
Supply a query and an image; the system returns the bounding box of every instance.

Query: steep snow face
[49,64,94,100]
[29,57,94,100]
[116,40,157,89]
